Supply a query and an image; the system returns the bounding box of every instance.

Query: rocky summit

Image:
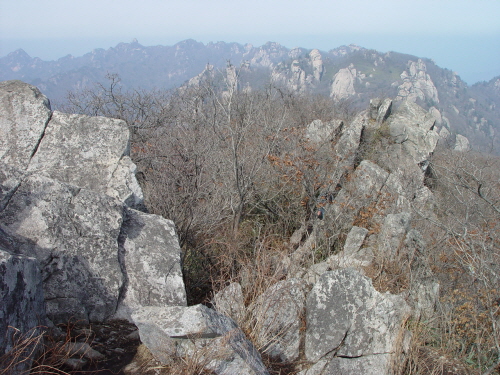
[0,80,470,374]
[0,80,188,373]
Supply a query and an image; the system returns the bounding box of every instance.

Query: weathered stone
[305,269,410,365]
[404,230,440,321]
[249,278,306,362]
[387,100,439,164]
[327,226,371,268]
[0,80,52,170]
[377,98,393,124]
[369,98,382,120]
[0,174,124,323]
[369,98,392,125]
[306,119,342,143]
[0,162,25,211]
[328,160,389,225]
[114,208,186,320]
[0,232,46,374]
[296,360,329,375]
[331,65,356,99]
[310,49,324,81]
[377,212,412,258]
[454,134,470,152]
[107,156,144,208]
[396,59,439,104]
[324,354,394,375]
[334,111,365,163]
[132,305,269,375]
[27,110,142,206]
[213,282,245,325]
[304,261,330,285]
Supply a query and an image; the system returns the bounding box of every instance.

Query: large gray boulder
[0,173,124,323]
[114,208,187,320]
[132,305,269,375]
[27,110,143,207]
[0,81,186,327]
[213,282,245,325]
[0,80,51,170]
[305,269,410,374]
[388,100,439,164]
[330,66,356,99]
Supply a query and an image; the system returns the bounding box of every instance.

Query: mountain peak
[7,49,32,61]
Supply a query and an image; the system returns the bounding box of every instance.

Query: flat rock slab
[133,305,269,375]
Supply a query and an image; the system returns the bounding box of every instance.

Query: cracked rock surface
[0,81,185,329]
[305,269,410,373]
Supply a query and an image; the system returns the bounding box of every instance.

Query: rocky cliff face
[0,81,188,371]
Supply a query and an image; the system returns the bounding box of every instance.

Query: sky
[1,0,499,85]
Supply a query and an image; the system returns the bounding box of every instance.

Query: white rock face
[331,64,357,99]
[397,59,439,104]
[114,208,187,320]
[309,49,324,81]
[388,100,439,164]
[454,134,470,151]
[306,119,342,143]
[305,269,410,373]
[0,80,51,170]
[0,81,185,325]
[27,110,142,207]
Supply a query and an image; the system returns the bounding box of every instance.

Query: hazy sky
[1,0,499,84]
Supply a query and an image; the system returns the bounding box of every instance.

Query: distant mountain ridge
[1,39,500,153]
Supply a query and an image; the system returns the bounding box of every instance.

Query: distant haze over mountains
[1,39,500,153]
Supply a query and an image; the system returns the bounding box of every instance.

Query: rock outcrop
[305,269,410,373]
[331,64,357,99]
[397,59,439,104]
[0,81,186,369]
[0,81,444,374]
[387,100,439,164]
[285,97,440,374]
